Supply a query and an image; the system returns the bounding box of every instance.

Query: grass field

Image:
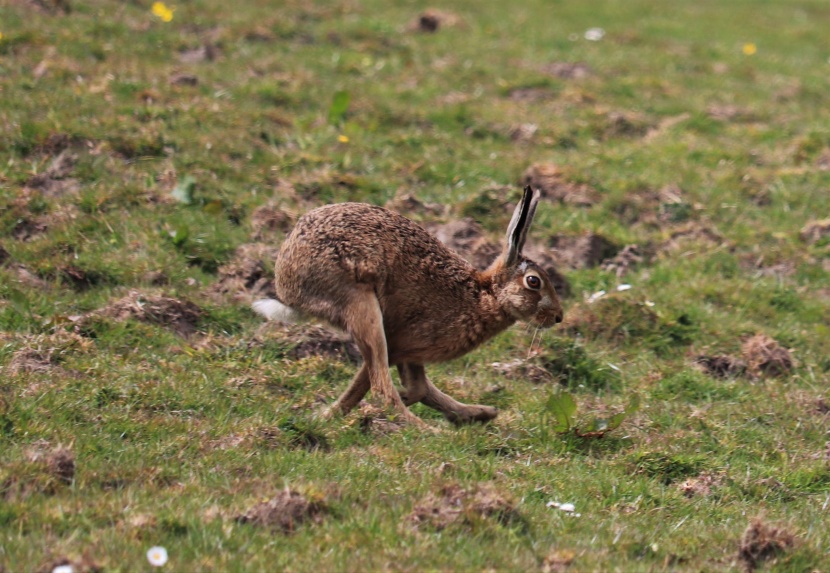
[2,0,830,571]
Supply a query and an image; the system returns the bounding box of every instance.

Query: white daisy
[147,546,169,567]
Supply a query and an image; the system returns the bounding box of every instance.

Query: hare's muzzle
[534,302,564,328]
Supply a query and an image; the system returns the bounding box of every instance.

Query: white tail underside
[252,299,302,324]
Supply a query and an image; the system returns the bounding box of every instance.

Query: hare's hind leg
[403,364,498,425]
[336,289,425,426]
[397,363,427,405]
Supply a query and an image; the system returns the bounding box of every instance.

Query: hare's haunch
[255,186,563,426]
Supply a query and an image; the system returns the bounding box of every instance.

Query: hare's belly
[384,313,490,364]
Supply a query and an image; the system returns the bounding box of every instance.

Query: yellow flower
[337,135,349,143]
[151,2,174,23]
[0,32,4,41]
[742,43,757,56]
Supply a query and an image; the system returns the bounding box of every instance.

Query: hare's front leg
[342,289,425,426]
[325,364,369,418]
[399,363,498,425]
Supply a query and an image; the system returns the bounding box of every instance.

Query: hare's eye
[524,274,542,290]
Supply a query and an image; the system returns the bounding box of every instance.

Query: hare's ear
[504,185,540,266]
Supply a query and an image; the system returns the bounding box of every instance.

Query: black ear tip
[523,184,533,195]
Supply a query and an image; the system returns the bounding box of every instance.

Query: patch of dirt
[385,193,446,218]
[659,223,725,254]
[0,244,9,265]
[94,291,205,337]
[799,219,830,245]
[542,549,576,572]
[169,73,198,86]
[491,358,552,384]
[549,233,620,269]
[600,244,644,277]
[815,148,830,171]
[292,169,362,203]
[741,335,794,377]
[3,441,76,501]
[142,270,169,286]
[816,398,830,415]
[602,111,651,138]
[22,0,71,15]
[542,61,591,79]
[608,184,691,228]
[643,113,691,142]
[235,489,326,533]
[740,255,796,280]
[508,87,555,102]
[707,104,754,122]
[177,44,218,64]
[522,163,598,206]
[694,354,747,379]
[249,203,296,239]
[738,518,796,573]
[509,123,539,143]
[408,483,518,531]
[5,331,90,376]
[210,243,279,303]
[12,218,49,241]
[677,471,723,497]
[457,185,518,220]
[410,9,463,32]
[25,150,79,197]
[8,264,48,289]
[427,218,501,270]
[358,403,405,435]
[284,325,361,363]
[26,442,75,484]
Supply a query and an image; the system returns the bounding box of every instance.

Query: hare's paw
[443,404,499,426]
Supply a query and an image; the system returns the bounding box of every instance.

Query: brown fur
[269,186,562,426]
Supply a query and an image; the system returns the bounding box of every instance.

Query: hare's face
[497,261,563,328]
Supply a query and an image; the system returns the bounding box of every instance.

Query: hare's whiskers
[527,327,540,359]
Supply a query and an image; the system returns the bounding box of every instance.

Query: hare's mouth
[533,308,563,328]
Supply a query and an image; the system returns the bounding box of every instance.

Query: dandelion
[147,546,168,567]
[742,43,757,56]
[584,27,605,42]
[52,565,74,573]
[151,2,174,23]
[337,134,349,143]
[0,32,4,41]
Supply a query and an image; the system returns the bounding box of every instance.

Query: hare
[253,185,563,426]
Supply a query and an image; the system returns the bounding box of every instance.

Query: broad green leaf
[202,199,224,215]
[328,90,350,125]
[169,225,189,247]
[606,412,627,431]
[546,392,577,433]
[626,393,641,415]
[7,288,30,313]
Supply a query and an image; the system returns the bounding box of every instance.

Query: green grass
[2,0,830,571]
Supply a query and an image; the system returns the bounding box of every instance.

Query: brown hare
[253,185,563,427]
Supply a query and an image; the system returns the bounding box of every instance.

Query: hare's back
[277,202,470,287]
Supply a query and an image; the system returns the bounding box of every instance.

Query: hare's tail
[252,298,304,324]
